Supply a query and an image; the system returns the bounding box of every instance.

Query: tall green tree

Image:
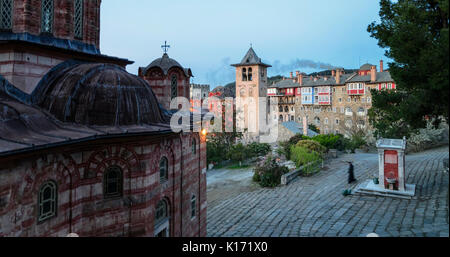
[367,0,449,138]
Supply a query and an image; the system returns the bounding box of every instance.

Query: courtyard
[206,146,449,237]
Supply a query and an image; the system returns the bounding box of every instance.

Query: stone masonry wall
[0,132,207,237]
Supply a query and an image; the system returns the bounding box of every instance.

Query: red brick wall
[141,68,191,110]
[0,132,207,237]
[12,0,100,48]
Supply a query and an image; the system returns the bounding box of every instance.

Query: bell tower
[231,47,271,143]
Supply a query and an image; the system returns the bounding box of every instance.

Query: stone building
[190,84,210,108]
[232,47,271,143]
[268,61,396,137]
[0,0,206,237]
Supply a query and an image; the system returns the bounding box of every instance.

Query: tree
[367,0,449,138]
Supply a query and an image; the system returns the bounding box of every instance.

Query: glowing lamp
[201,129,207,136]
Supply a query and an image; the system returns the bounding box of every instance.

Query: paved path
[206,147,449,237]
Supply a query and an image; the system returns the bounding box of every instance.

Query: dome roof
[142,53,192,77]
[360,63,374,71]
[31,62,167,126]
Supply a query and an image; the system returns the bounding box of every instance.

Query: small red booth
[376,138,407,191]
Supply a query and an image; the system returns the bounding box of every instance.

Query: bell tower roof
[231,47,271,67]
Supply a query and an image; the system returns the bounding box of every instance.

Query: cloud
[269,59,337,74]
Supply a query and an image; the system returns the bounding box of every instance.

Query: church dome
[359,63,373,71]
[141,53,192,77]
[31,62,167,126]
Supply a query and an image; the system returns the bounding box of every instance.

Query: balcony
[347,89,365,95]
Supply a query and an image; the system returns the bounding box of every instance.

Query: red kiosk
[376,138,407,192]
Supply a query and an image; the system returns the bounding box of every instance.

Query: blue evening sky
[100,0,388,89]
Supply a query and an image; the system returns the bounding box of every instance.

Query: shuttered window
[0,0,13,30]
[74,0,83,39]
[41,0,54,33]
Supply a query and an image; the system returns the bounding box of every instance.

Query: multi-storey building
[268,61,395,136]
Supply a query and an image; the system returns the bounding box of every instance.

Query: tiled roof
[231,47,271,67]
[360,63,374,70]
[347,71,394,83]
[270,73,356,88]
[281,121,319,137]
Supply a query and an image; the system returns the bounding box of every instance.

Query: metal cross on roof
[161,41,171,54]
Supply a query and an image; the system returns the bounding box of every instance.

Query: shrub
[288,134,310,145]
[349,135,367,153]
[227,143,247,163]
[207,141,227,164]
[311,134,341,150]
[253,155,289,188]
[247,142,272,158]
[296,140,327,156]
[290,146,323,176]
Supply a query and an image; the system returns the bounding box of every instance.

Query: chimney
[332,70,336,77]
[303,117,308,136]
[297,73,303,85]
[336,69,341,84]
[296,71,300,77]
[380,60,384,72]
[290,72,293,79]
[371,66,377,82]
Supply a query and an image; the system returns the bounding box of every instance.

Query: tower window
[248,68,253,81]
[38,181,57,222]
[242,68,248,81]
[0,0,13,30]
[104,166,123,199]
[74,0,83,39]
[171,75,178,99]
[41,0,54,34]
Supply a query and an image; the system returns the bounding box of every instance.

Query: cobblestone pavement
[207,147,449,237]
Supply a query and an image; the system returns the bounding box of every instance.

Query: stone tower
[231,47,271,143]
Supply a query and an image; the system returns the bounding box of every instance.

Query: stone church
[0,0,206,237]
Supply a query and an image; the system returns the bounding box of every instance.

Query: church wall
[0,132,207,237]
[11,0,101,49]
[141,68,190,110]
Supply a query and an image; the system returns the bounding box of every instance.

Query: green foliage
[310,134,341,150]
[296,140,327,156]
[288,134,310,145]
[367,0,449,137]
[227,143,247,163]
[207,141,228,164]
[253,155,289,188]
[308,124,320,134]
[247,142,272,158]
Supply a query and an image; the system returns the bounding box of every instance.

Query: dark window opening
[104,166,123,199]
[38,181,57,222]
[41,0,54,34]
[0,0,13,30]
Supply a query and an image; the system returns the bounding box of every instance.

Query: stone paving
[206,146,449,237]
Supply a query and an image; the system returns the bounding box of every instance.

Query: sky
[100,0,389,89]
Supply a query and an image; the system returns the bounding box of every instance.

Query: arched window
[284,106,289,113]
[38,181,57,222]
[315,117,320,125]
[249,88,253,96]
[279,106,283,113]
[191,195,196,218]
[41,0,54,34]
[242,68,247,81]
[171,75,178,99]
[279,115,283,122]
[154,198,170,237]
[104,166,123,198]
[239,88,246,97]
[0,0,13,30]
[248,68,253,81]
[74,0,83,39]
[160,157,168,182]
[192,138,197,155]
